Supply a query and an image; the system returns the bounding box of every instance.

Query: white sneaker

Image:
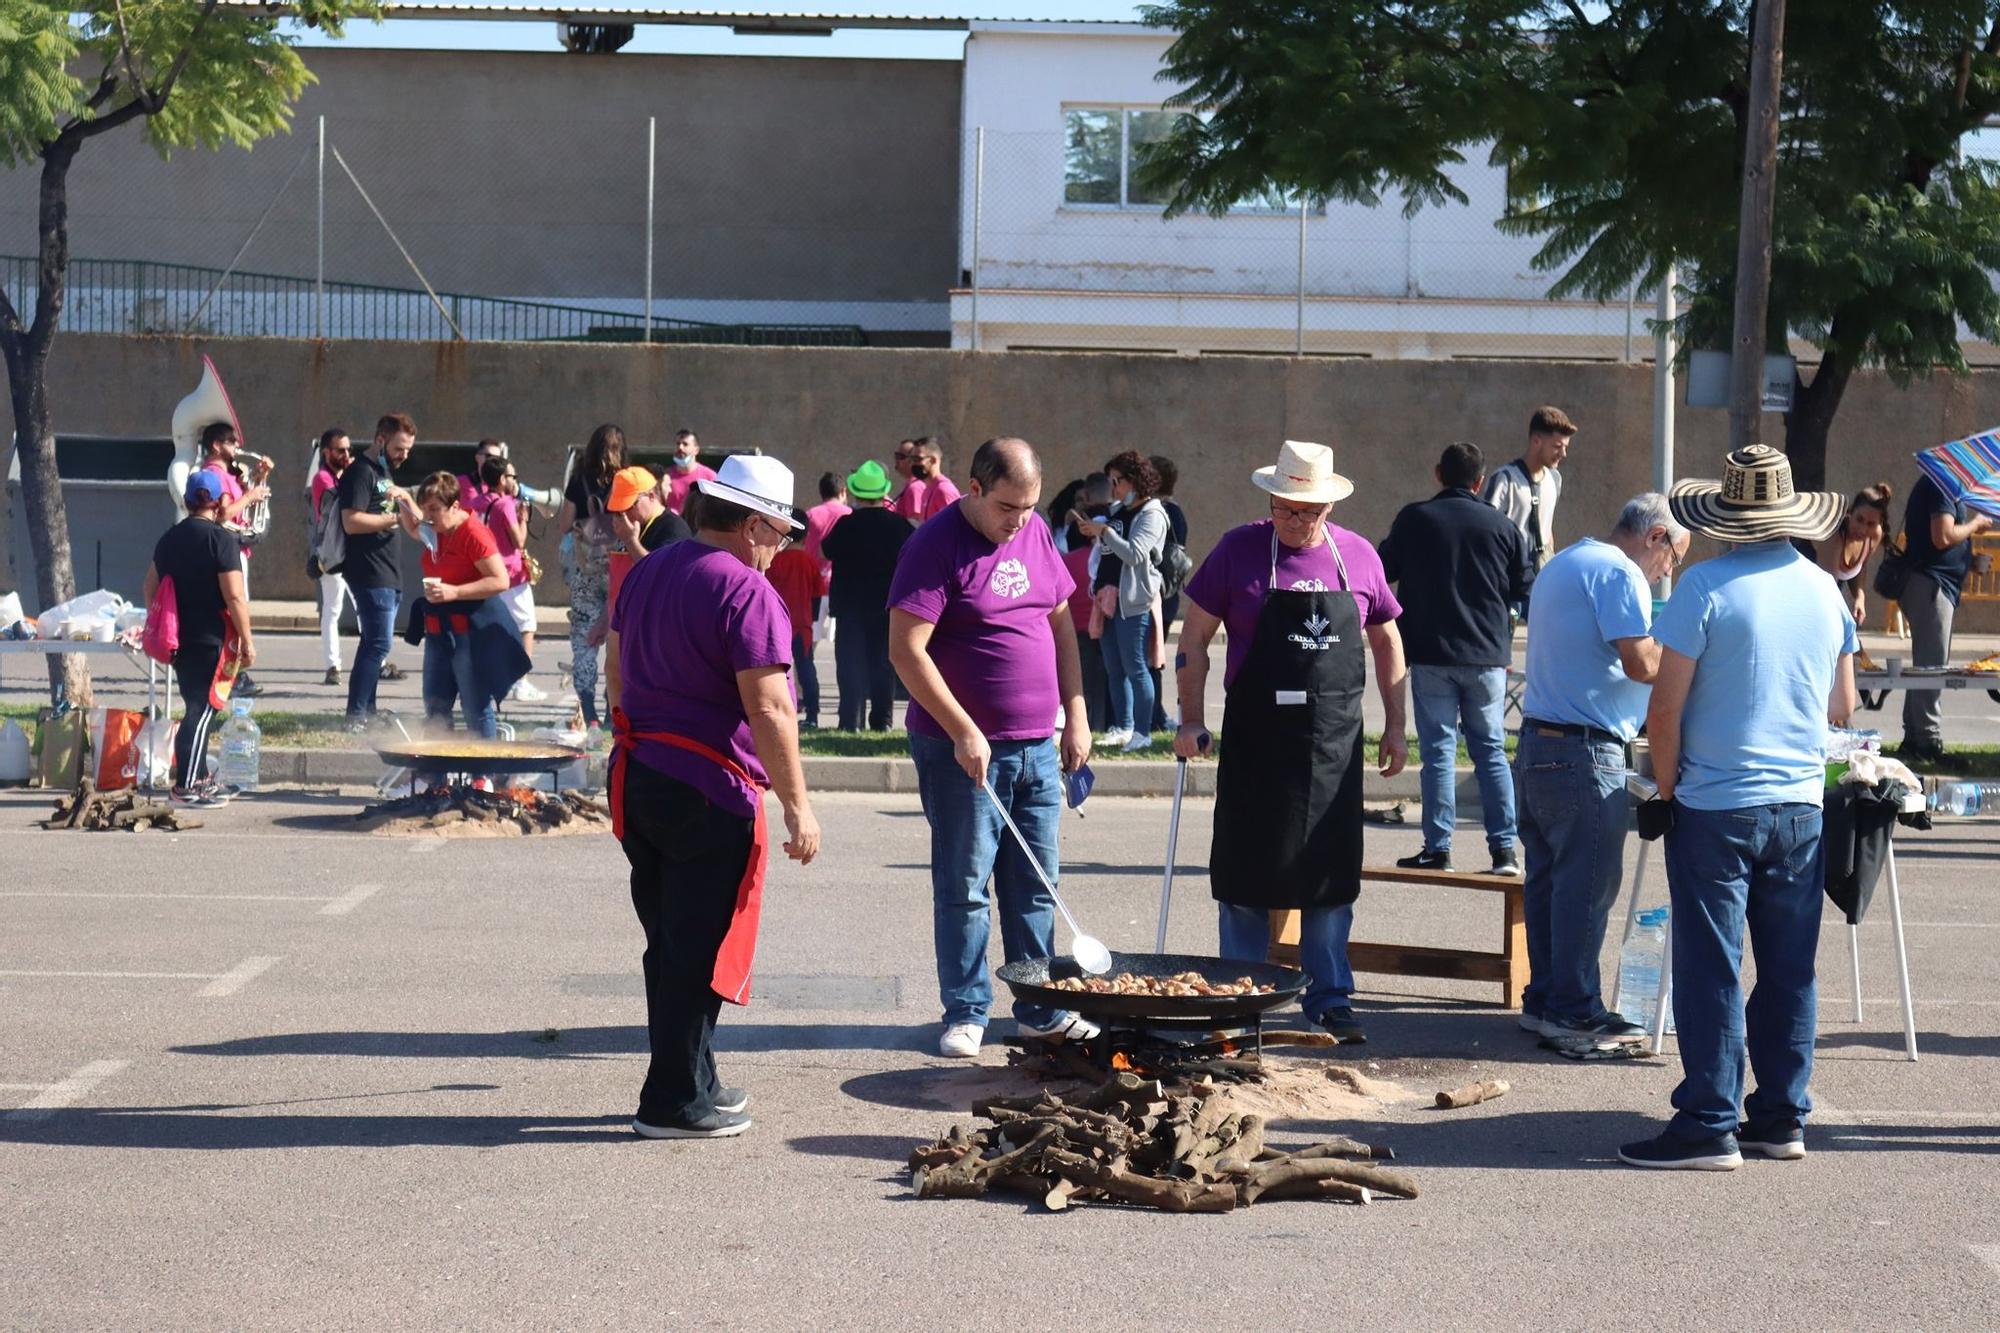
[1121,732,1156,753]
[1018,1012,1101,1044]
[938,1023,984,1059]
[511,678,549,702]
[1099,728,1134,747]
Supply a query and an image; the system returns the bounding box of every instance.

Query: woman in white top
[1817,482,1892,626]
[1076,450,1168,751]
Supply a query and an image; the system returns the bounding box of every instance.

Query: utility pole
[1727,0,1786,450]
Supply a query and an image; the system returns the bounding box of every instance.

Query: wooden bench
[1267,865,1527,1009]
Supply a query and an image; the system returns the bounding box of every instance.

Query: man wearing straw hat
[1619,444,1858,1171]
[1175,440,1408,1045]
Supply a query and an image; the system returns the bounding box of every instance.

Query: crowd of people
[143,401,1985,1167]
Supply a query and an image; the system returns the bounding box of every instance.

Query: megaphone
[517,482,561,509]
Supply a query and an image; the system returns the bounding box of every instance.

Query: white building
[954,21,1652,359]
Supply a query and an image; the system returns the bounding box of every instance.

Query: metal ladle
[982,781,1112,976]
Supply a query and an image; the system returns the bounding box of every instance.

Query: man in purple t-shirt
[1174,439,1409,1046]
[888,436,1096,1060]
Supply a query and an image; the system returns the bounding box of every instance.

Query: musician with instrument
[197,420,273,697]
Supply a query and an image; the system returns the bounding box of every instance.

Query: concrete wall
[4,333,1996,631]
[0,48,961,332]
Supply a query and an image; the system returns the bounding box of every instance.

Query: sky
[291,2,1151,61]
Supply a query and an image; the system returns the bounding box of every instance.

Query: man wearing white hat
[1174,440,1409,1044]
[1619,444,1857,1171]
[607,454,822,1141]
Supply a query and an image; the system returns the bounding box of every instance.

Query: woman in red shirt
[405,472,517,736]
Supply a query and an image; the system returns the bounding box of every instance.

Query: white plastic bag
[133,717,177,790]
[37,590,127,641]
[0,591,23,633]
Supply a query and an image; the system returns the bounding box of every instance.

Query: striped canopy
[1917,430,2000,520]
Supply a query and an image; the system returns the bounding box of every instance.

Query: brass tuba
[168,356,267,542]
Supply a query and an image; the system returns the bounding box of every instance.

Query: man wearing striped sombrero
[1619,444,1859,1172]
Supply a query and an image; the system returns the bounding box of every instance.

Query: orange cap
[607,465,660,513]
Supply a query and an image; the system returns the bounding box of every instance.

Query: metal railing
[0,255,866,347]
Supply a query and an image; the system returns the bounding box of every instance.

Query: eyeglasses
[1269,501,1327,523]
[753,516,794,551]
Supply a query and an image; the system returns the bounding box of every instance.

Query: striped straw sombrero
[1669,444,1844,543]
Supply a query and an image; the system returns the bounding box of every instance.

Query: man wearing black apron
[1176,440,1408,1043]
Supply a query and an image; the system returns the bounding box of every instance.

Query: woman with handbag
[402,471,526,738]
[1074,450,1168,752]
[554,423,626,727]
[468,453,548,701]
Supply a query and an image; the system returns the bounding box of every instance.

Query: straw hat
[696,454,806,530]
[1251,440,1354,505]
[1668,444,1843,543]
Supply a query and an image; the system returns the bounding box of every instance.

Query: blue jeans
[422,627,497,738]
[791,633,820,727]
[1217,902,1353,1019]
[1102,608,1154,734]
[1410,664,1516,855]
[909,733,1069,1029]
[343,583,400,724]
[1662,802,1825,1141]
[1515,730,1630,1020]
[834,607,893,731]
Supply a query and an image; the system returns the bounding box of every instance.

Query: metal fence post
[316,115,326,339]
[644,116,656,343]
[1295,195,1308,355]
[1624,280,1637,362]
[970,127,984,352]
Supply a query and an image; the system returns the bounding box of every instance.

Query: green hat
[847,459,891,501]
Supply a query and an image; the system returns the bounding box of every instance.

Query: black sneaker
[1395,848,1452,872]
[713,1087,749,1115]
[633,1109,753,1140]
[1618,1131,1741,1171]
[1546,1010,1648,1043]
[233,674,264,698]
[1490,845,1522,876]
[1894,739,1945,765]
[381,662,407,681]
[1738,1119,1806,1160]
[1313,1007,1367,1044]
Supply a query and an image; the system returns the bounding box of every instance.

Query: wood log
[1042,1147,1237,1214]
[1434,1079,1511,1109]
[1238,1155,1418,1204]
[1254,1178,1372,1205]
[1258,1138,1396,1163]
[914,1125,1058,1199]
[1043,1178,1086,1212]
[908,1142,974,1171]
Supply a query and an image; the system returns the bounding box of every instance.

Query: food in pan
[1965,652,2000,675]
[1047,970,1277,997]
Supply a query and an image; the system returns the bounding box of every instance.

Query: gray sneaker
[1545,1010,1647,1043]
[633,1110,752,1140]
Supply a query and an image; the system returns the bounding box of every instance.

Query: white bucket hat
[1252,439,1354,505]
[695,454,805,530]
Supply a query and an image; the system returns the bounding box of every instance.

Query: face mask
[670,455,695,471]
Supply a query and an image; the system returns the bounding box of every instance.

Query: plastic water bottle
[1929,781,1997,817]
[216,699,262,792]
[1617,908,1674,1034]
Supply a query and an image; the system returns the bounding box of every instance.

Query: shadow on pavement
[171,1022,925,1060]
[0,1108,634,1150]
[1815,1029,2000,1059]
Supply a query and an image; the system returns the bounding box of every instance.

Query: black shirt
[639,509,691,553]
[1378,488,1535,668]
[1903,474,1973,601]
[152,516,239,649]
[819,505,913,618]
[337,452,400,590]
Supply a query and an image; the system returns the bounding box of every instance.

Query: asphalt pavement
[1,786,1996,1328]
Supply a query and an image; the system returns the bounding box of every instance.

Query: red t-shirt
[422,514,501,588]
[766,547,820,643]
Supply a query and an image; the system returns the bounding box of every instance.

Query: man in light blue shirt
[1516,494,1688,1043]
[1620,446,1858,1173]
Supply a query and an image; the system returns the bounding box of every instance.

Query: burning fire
[1110,1052,1134,1072]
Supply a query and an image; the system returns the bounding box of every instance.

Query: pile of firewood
[42,779,201,832]
[353,786,610,835]
[908,1072,1416,1214]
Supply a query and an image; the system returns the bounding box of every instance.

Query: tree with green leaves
[1137,1,2000,492]
[0,0,378,701]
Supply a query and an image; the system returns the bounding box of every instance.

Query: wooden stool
[1267,865,1528,1008]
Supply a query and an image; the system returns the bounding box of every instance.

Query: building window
[1062,106,1312,214]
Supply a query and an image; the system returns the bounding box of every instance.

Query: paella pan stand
[371,741,585,798]
[995,951,1311,1059]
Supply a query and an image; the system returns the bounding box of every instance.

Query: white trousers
[320,571,355,669]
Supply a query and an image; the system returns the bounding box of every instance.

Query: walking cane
[1154,756,1188,954]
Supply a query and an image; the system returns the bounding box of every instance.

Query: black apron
[1210,531,1367,910]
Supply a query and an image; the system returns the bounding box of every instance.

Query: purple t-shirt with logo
[1185,520,1402,689]
[612,540,793,818]
[888,505,1076,742]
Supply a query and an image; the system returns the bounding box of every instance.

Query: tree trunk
[0,139,91,706]
[1783,345,1854,495]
